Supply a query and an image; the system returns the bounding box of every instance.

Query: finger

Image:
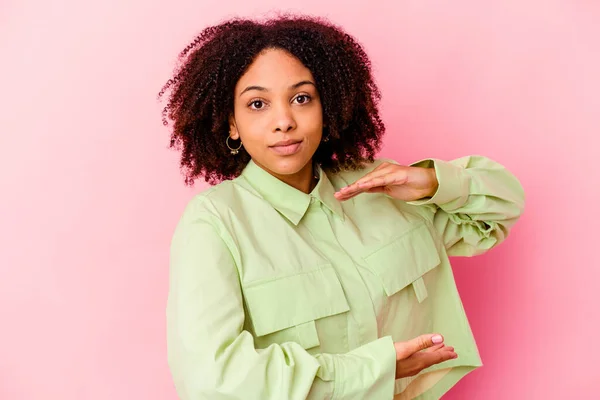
[335,180,381,200]
[396,346,457,379]
[335,169,408,201]
[336,182,369,197]
[357,176,392,191]
[421,348,458,365]
[341,169,409,200]
[424,345,454,353]
[412,348,457,368]
[335,185,366,197]
[396,334,444,359]
[423,343,445,353]
[337,163,395,194]
[334,187,367,201]
[358,173,407,190]
[337,171,402,200]
[352,163,394,186]
[366,186,387,194]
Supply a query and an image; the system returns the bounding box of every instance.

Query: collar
[239,160,344,225]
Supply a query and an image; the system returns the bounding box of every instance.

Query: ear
[228,115,240,140]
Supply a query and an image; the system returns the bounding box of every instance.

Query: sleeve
[406,155,525,257]
[166,198,398,400]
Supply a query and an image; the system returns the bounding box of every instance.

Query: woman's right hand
[394,334,458,379]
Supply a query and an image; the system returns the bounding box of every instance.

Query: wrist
[424,167,439,198]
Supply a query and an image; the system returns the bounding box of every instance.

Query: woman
[159,15,524,400]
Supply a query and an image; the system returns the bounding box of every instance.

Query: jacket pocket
[364,222,441,303]
[243,265,350,350]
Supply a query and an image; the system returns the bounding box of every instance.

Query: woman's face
[229,48,323,182]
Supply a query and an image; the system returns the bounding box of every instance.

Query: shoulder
[170,180,245,253]
[176,179,241,224]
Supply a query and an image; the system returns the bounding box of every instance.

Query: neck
[279,161,318,194]
[258,160,318,194]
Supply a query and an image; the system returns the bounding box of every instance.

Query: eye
[248,100,265,110]
[293,94,311,105]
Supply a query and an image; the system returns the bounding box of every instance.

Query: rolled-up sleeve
[407,155,525,257]
[166,197,397,400]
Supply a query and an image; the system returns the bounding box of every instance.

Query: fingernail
[432,335,443,344]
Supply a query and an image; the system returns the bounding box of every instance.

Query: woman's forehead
[235,49,315,95]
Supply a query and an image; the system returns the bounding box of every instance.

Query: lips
[269,139,303,156]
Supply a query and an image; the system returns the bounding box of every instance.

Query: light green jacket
[167,156,525,399]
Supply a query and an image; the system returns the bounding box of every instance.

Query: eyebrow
[239,80,316,96]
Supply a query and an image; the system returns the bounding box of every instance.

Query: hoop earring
[226,136,243,155]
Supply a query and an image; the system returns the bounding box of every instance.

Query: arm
[166,198,397,400]
[407,155,525,257]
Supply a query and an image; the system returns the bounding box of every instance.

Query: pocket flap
[243,266,350,337]
[365,222,441,298]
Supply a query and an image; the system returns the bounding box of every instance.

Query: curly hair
[158,14,386,186]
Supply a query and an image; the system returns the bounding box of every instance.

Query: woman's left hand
[334,161,439,202]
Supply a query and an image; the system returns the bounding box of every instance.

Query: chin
[267,155,312,176]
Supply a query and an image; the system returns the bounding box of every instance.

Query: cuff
[407,158,471,211]
[328,336,397,399]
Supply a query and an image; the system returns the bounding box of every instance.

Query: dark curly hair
[158,14,386,186]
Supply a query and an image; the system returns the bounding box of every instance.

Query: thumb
[395,334,444,360]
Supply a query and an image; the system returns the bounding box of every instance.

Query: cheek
[305,107,324,141]
[235,113,266,143]
[309,101,323,126]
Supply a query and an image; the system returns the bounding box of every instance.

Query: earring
[323,135,330,142]
[226,135,243,155]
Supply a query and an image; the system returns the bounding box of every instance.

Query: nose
[272,103,297,133]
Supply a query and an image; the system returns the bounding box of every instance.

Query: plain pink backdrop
[1,0,599,398]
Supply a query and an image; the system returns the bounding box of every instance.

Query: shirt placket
[302,195,380,350]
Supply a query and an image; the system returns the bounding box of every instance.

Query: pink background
[1,0,598,398]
